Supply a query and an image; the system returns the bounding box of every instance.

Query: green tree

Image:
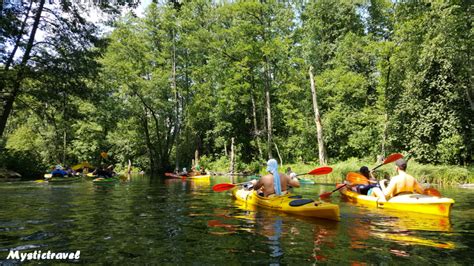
[387,2,473,164]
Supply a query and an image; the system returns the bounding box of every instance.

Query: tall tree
[387,2,473,164]
[309,66,327,165]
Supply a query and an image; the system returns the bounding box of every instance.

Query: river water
[0,176,473,264]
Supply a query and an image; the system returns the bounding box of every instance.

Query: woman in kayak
[369,159,424,202]
[353,166,379,195]
[249,159,300,197]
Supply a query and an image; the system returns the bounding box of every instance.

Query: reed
[205,156,473,186]
[270,158,473,186]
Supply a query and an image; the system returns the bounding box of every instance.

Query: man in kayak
[249,159,300,197]
[369,159,424,201]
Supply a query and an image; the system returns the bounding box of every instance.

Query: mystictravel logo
[6,250,80,262]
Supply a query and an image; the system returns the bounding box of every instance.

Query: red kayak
[165,173,187,179]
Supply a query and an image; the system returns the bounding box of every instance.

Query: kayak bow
[232,188,340,221]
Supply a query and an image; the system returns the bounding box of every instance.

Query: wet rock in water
[0,168,21,180]
[459,183,474,189]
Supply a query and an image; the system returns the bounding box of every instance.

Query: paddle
[346,172,371,185]
[319,172,369,199]
[212,181,250,192]
[296,166,332,176]
[319,153,403,199]
[372,153,404,171]
[423,187,442,197]
[319,183,348,198]
[212,166,333,192]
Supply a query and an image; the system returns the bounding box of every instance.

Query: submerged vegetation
[0,1,472,183]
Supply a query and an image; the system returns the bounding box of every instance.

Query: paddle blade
[319,184,346,199]
[308,166,333,175]
[346,172,369,185]
[212,183,236,192]
[383,153,404,164]
[319,191,333,199]
[424,188,442,197]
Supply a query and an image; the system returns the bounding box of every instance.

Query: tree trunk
[251,91,263,159]
[141,112,157,176]
[0,0,46,137]
[172,28,180,171]
[466,88,474,111]
[381,114,388,157]
[63,130,67,165]
[274,141,283,167]
[309,66,328,165]
[229,137,235,174]
[195,149,199,166]
[382,52,392,157]
[127,159,132,181]
[62,92,67,165]
[3,0,33,71]
[264,58,273,159]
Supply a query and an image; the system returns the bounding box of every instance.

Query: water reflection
[0,177,472,264]
[207,199,339,263]
[344,207,455,253]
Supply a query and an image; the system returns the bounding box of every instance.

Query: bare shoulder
[406,173,416,179]
[390,174,402,181]
[279,173,290,179]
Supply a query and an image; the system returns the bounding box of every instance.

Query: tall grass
[406,162,474,186]
[287,159,474,186]
[206,156,474,186]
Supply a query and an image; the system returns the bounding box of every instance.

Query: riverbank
[203,157,474,186]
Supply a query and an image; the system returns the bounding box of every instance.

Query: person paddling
[51,165,68,178]
[353,166,378,195]
[369,159,424,202]
[249,159,300,197]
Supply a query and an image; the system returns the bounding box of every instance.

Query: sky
[136,0,153,17]
[2,0,154,63]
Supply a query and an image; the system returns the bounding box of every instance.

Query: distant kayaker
[249,159,300,197]
[286,167,295,176]
[353,166,378,195]
[51,165,68,178]
[106,165,116,177]
[369,159,424,201]
[93,165,112,178]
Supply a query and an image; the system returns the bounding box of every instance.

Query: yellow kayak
[188,174,211,179]
[86,173,97,178]
[339,185,454,217]
[232,189,340,221]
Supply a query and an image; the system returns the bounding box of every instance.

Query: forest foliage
[1,0,472,176]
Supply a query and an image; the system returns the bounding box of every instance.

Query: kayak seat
[288,195,303,199]
[289,199,314,207]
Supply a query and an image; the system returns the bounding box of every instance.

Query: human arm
[368,170,378,183]
[382,178,396,198]
[414,180,424,194]
[288,173,300,188]
[250,179,263,191]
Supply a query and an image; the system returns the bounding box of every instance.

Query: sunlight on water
[0,176,473,264]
